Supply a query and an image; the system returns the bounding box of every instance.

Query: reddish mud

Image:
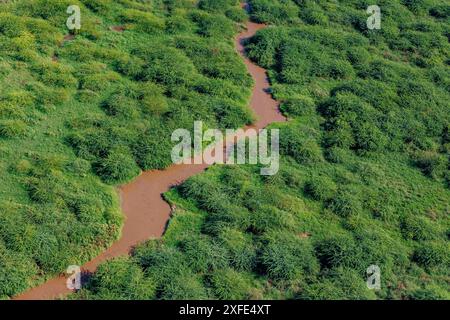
[110,25,126,32]
[60,33,75,46]
[15,19,285,300]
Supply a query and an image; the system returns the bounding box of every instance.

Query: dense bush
[179,236,229,273]
[280,97,315,117]
[248,0,300,24]
[209,268,252,299]
[198,0,238,13]
[304,175,337,201]
[298,268,377,300]
[0,120,27,138]
[95,147,141,184]
[413,242,449,269]
[314,235,364,271]
[0,244,38,298]
[225,7,248,23]
[400,216,438,241]
[261,234,319,281]
[327,186,363,218]
[83,258,156,300]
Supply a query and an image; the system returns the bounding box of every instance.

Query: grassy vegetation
[75,0,449,300]
[0,0,252,298]
[78,152,449,299]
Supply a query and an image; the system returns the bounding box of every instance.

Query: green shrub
[95,147,141,184]
[101,93,139,119]
[166,15,192,34]
[444,171,450,188]
[113,55,144,78]
[133,242,189,279]
[191,11,236,39]
[199,0,238,13]
[402,0,428,14]
[0,246,38,297]
[79,71,120,92]
[160,274,208,300]
[261,234,319,281]
[32,60,77,88]
[429,5,450,18]
[0,13,27,37]
[119,9,165,33]
[293,139,324,165]
[87,258,156,300]
[324,146,352,164]
[304,175,337,201]
[250,205,295,233]
[280,125,324,165]
[133,126,174,170]
[249,0,300,24]
[327,186,363,218]
[314,235,364,271]
[413,242,449,269]
[298,268,376,300]
[136,46,196,87]
[217,228,256,272]
[209,268,252,299]
[400,215,438,241]
[212,99,254,129]
[0,120,27,138]
[179,236,229,273]
[15,0,77,24]
[407,285,450,300]
[80,0,112,14]
[280,96,315,117]
[413,150,447,179]
[225,7,248,23]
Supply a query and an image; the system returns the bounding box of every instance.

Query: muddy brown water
[15,21,286,300]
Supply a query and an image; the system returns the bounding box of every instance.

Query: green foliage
[261,234,319,281]
[327,186,363,218]
[412,150,447,179]
[95,147,141,184]
[248,0,449,167]
[179,235,229,273]
[192,11,236,39]
[298,268,377,300]
[78,149,450,299]
[83,258,156,300]
[199,0,238,13]
[400,215,438,241]
[77,0,450,300]
[413,242,449,269]
[280,125,324,165]
[160,274,208,300]
[209,268,253,299]
[304,175,337,201]
[280,97,315,117]
[119,9,165,33]
[0,119,27,138]
[248,0,300,24]
[3,0,449,301]
[314,235,364,271]
[0,244,38,298]
[0,0,252,298]
[225,7,248,23]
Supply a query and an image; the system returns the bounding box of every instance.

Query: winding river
[15,10,285,300]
